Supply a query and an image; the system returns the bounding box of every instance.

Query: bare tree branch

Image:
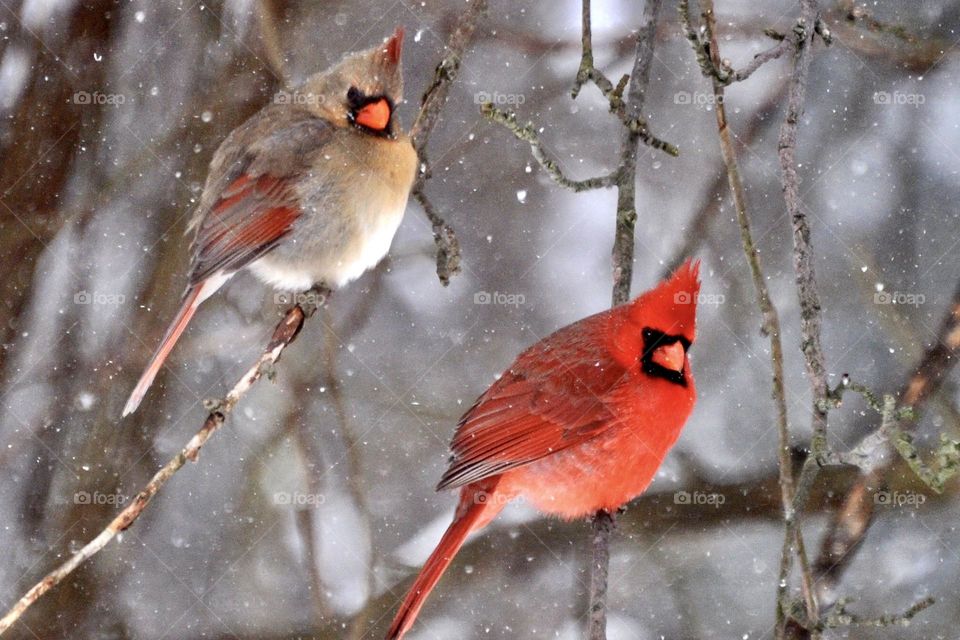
[570,0,677,158]
[681,15,793,87]
[679,0,821,631]
[410,0,488,286]
[609,0,661,307]
[780,0,829,464]
[478,104,616,191]
[586,509,615,640]
[822,596,935,630]
[0,286,331,635]
[772,2,830,637]
[811,281,960,614]
[732,39,795,82]
[588,1,664,636]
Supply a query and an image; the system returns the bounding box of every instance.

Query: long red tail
[386,492,497,639]
[122,285,205,416]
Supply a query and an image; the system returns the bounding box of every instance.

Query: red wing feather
[189,173,300,284]
[184,108,333,284]
[438,315,630,490]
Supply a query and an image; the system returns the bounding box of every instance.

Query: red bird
[386,260,701,639]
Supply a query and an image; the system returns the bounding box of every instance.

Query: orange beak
[355,98,391,131]
[652,342,685,373]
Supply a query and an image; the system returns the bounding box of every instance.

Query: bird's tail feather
[386,491,495,639]
[122,284,204,416]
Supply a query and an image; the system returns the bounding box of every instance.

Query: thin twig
[772,2,828,637]
[811,281,960,614]
[591,2,663,637]
[570,0,677,156]
[479,104,616,191]
[823,596,935,629]
[410,0,488,286]
[734,39,794,82]
[0,286,331,635]
[680,0,821,631]
[780,0,829,458]
[679,0,793,86]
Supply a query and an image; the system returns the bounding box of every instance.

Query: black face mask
[640,327,690,386]
[346,86,394,138]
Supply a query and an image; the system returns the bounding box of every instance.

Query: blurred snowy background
[1,0,959,638]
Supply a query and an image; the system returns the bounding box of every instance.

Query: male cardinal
[122,28,416,416]
[386,260,701,639]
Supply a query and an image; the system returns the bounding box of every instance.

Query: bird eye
[346,86,363,106]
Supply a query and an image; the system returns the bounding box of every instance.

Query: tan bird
[123,27,416,416]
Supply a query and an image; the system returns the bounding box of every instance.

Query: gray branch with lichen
[480,0,678,636]
[679,0,958,638]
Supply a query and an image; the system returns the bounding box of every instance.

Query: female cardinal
[386,260,701,639]
[122,28,416,416]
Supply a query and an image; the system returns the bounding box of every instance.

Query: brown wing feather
[437,313,631,490]
[189,174,300,283]
[187,109,332,285]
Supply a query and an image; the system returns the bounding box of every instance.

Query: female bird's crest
[301,27,405,137]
